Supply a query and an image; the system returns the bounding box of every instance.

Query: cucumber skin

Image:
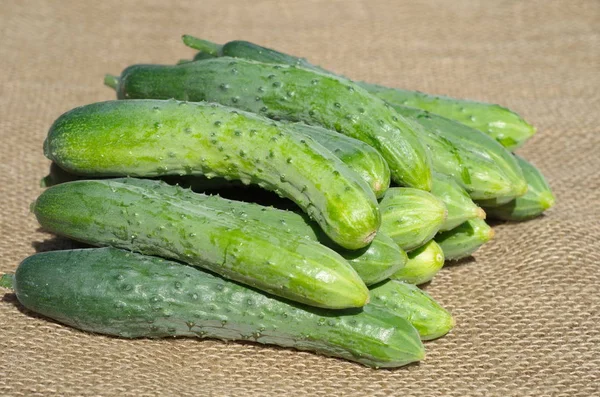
[44,99,379,250]
[483,155,555,221]
[432,173,484,231]
[391,240,446,285]
[114,58,432,190]
[33,179,370,309]
[12,248,424,368]
[379,188,447,252]
[369,280,454,340]
[435,218,494,261]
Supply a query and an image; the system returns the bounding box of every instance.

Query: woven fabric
[1,1,599,395]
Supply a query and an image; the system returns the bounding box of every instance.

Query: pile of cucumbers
[0,36,555,368]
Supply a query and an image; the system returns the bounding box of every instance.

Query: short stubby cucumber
[181,35,535,150]
[369,280,454,340]
[120,178,406,286]
[379,188,447,252]
[44,99,380,249]
[394,106,527,204]
[109,57,432,190]
[435,218,494,261]
[483,156,555,221]
[3,248,424,368]
[289,122,391,198]
[431,173,485,231]
[391,240,446,285]
[357,82,536,151]
[32,179,369,309]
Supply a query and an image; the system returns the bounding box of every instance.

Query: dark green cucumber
[393,106,527,204]
[482,156,555,221]
[44,99,379,250]
[357,82,535,150]
[379,188,447,252]
[289,123,390,198]
[33,179,369,309]
[109,58,432,190]
[5,248,424,368]
[391,240,446,285]
[435,218,494,261]
[431,173,485,231]
[369,280,454,340]
[182,35,535,150]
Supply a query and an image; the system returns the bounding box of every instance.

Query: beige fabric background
[1,1,599,395]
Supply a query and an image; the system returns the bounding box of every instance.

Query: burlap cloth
[1,1,598,395]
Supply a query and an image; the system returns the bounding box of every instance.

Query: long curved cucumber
[44,99,379,250]
[369,280,454,340]
[431,173,485,231]
[483,155,555,221]
[390,240,446,285]
[182,35,535,150]
[435,218,494,261]
[3,248,424,368]
[32,179,369,309]
[379,188,447,252]
[109,57,432,190]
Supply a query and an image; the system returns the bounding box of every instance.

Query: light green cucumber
[108,57,432,190]
[32,179,369,309]
[391,240,445,285]
[44,99,379,250]
[379,188,447,252]
[431,173,485,231]
[483,155,555,221]
[369,280,454,340]
[4,248,424,368]
[435,218,494,261]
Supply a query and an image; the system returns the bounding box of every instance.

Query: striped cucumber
[435,218,494,261]
[483,155,555,221]
[108,57,432,190]
[391,240,446,285]
[379,188,447,252]
[2,248,424,368]
[431,173,485,231]
[32,179,369,309]
[369,280,454,340]
[44,99,379,249]
[182,35,535,150]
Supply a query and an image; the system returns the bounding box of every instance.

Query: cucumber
[3,247,424,368]
[108,57,432,190]
[182,35,535,150]
[289,123,390,198]
[483,155,555,221]
[379,188,447,252]
[391,240,446,285]
[369,280,454,340]
[393,106,527,204]
[44,99,380,250]
[435,218,494,261]
[431,173,485,231]
[32,179,369,309]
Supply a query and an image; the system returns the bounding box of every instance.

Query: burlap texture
[1,1,598,395]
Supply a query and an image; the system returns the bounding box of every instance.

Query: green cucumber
[5,247,424,368]
[483,156,555,221]
[431,173,485,231]
[108,57,432,190]
[369,280,454,340]
[33,179,369,309]
[44,99,380,250]
[435,218,494,261]
[379,188,447,251]
[391,240,445,285]
[182,35,535,150]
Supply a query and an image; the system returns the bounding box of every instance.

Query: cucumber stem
[177,59,193,65]
[0,274,15,289]
[181,35,222,56]
[104,74,119,90]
